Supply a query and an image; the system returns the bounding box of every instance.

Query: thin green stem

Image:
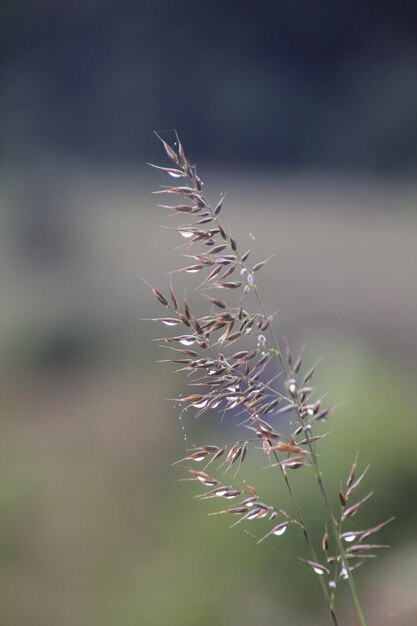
[271,448,338,626]
[181,171,340,625]
[253,286,369,626]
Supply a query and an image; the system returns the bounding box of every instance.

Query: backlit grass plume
[146,134,393,626]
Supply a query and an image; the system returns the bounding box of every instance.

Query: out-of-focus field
[0,165,416,626]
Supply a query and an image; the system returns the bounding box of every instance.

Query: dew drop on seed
[313,567,325,575]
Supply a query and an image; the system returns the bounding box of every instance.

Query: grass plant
[146,134,393,625]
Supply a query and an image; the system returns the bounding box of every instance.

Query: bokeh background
[1,2,417,625]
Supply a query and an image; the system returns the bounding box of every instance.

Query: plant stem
[271,448,339,626]
[187,185,340,625]
[253,286,368,626]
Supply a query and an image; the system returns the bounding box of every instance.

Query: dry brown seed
[205,447,226,467]
[213,506,249,515]
[207,296,227,309]
[181,264,205,273]
[346,459,357,488]
[276,403,297,414]
[252,258,271,272]
[153,317,180,326]
[183,299,191,320]
[153,185,194,195]
[279,457,307,470]
[195,216,213,225]
[257,522,289,544]
[241,507,263,521]
[188,469,218,485]
[184,255,212,265]
[218,224,227,240]
[226,442,242,462]
[298,433,328,445]
[339,489,347,507]
[315,407,334,421]
[342,492,373,521]
[193,194,207,209]
[178,313,191,327]
[177,228,196,239]
[217,266,235,282]
[257,352,270,366]
[176,348,199,357]
[244,484,257,496]
[148,163,185,177]
[341,530,364,543]
[241,496,258,506]
[194,319,204,335]
[302,560,330,576]
[271,442,305,454]
[214,197,223,215]
[151,287,168,306]
[254,417,273,432]
[183,451,209,462]
[226,445,245,465]
[176,394,204,404]
[347,544,388,553]
[359,517,395,542]
[240,350,259,362]
[258,398,281,415]
[346,465,370,499]
[263,439,271,455]
[260,315,274,331]
[223,490,242,499]
[159,204,196,213]
[203,265,222,283]
[208,245,227,255]
[224,331,244,342]
[213,256,233,266]
[154,134,178,163]
[322,531,329,552]
[303,366,316,385]
[177,141,186,167]
[216,281,242,289]
[209,486,232,497]
[169,286,179,310]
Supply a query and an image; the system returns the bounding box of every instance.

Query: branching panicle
[147,135,392,626]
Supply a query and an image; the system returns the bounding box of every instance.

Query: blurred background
[1,2,417,625]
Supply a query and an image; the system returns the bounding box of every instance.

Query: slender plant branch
[253,285,368,625]
[179,151,339,623]
[147,135,391,626]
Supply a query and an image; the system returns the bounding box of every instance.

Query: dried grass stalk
[147,135,393,626]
